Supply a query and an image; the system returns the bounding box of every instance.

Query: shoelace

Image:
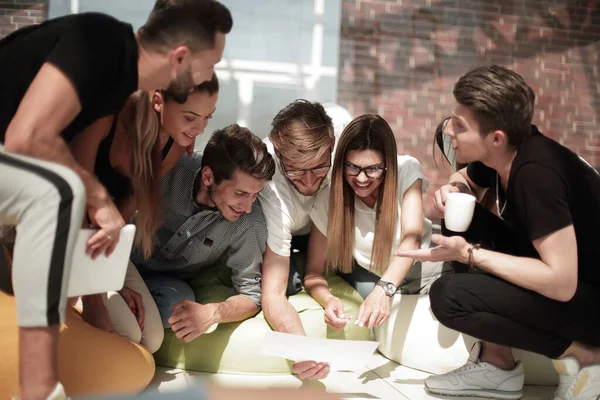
[440,360,478,376]
[553,373,576,400]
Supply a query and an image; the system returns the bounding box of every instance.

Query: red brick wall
[0,0,47,37]
[338,0,600,220]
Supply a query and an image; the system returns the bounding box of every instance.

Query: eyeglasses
[344,162,386,179]
[280,154,332,179]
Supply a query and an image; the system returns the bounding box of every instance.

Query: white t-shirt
[258,104,352,258]
[257,138,332,257]
[310,155,433,272]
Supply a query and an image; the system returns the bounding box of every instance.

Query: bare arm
[261,246,306,335]
[5,63,110,210]
[69,117,140,223]
[471,225,578,301]
[7,63,123,399]
[355,180,425,328]
[169,297,258,343]
[396,225,578,302]
[303,225,333,307]
[262,245,330,379]
[212,295,259,323]
[5,63,124,256]
[379,180,423,286]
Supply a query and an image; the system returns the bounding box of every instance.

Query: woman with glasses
[304,114,448,330]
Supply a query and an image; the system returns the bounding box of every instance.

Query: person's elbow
[4,126,36,155]
[260,285,288,315]
[548,270,578,302]
[243,297,261,316]
[303,271,322,286]
[552,278,578,302]
[4,124,54,158]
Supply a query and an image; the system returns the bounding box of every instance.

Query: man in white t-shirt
[258,100,351,380]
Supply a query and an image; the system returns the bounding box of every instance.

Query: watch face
[385,283,396,293]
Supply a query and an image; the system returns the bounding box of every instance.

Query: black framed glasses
[280,153,332,179]
[344,162,386,179]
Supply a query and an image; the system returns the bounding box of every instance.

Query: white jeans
[102,261,164,353]
[0,145,85,327]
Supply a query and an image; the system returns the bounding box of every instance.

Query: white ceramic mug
[444,192,476,232]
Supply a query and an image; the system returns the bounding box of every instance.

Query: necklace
[495,173,506,217]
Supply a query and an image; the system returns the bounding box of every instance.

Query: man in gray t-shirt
[133,124,275,343]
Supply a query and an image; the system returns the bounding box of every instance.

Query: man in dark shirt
[0,1,232,399]
[397,65,600,400]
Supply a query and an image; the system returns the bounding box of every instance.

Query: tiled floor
[146,353,557,399]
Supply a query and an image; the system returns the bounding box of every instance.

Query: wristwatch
[375,280,397,297]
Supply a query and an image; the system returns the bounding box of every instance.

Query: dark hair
[161,72,219,104]
[139,0,233,53]
[269,99,334,164]
[453,65,535,148]
[202,124,276,184]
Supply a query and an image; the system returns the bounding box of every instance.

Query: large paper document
[260,331,379,370]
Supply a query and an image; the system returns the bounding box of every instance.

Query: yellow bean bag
[0,291,155,399]
[154,268,370,374]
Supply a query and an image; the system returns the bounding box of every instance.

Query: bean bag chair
[154,264,370,374]
[374,294,558,386]
[0,291,155,398]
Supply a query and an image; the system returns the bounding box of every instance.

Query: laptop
[68,224,136,297]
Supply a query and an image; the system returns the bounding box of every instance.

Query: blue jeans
[286,235,308,296]
[142,273,195,329]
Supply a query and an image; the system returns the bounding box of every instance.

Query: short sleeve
[309,187,331,236]
[397,156,428,197]
[257,181,294,257]
[46,16,124,108]
[512,163,572,241]
[467,162,496,188]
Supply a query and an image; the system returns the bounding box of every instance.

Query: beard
[165,66,195,103]
[288,176,326,197]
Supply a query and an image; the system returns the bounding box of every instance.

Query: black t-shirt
[467,125,600,285]
[0,12,138,144]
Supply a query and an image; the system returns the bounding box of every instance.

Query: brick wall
[338,0,600,220]
[0,0,47,38]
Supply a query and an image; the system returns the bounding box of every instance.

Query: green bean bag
[153,255,369,374]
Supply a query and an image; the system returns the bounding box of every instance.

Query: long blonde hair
[325,114,398,276]
[126,90,163,259]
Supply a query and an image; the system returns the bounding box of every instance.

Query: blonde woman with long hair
[67,75,219,351]
[304,114,449,330]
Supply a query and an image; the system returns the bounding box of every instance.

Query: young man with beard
[131,125,275,343]
[258,100,351,380]
[396,65,600,400]
[0,1,231,398]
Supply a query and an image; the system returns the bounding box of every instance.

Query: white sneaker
[11,382,68,400]
[553,358,600,400]
[425,342,524,399]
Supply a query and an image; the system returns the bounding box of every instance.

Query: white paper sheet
[260,331,380,370]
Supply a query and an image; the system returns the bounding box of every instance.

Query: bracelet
[467,244,481,271]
